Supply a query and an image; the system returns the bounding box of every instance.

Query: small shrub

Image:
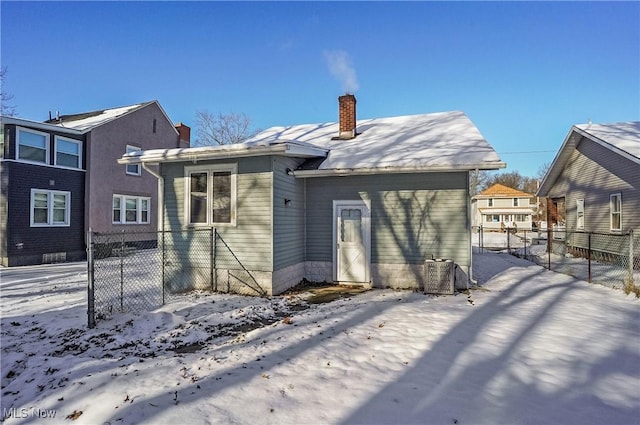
[623,278,640,298]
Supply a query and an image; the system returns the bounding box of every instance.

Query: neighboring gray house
[119,95,505,295]
[537,121,640,255]
[0,100,189,266]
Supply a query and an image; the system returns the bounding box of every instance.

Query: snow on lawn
[1,253,639,425]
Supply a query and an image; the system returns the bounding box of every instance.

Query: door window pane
[341,209,362,243]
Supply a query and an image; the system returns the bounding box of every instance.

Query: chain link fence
[87,228,267,327]
[473,226,639,292]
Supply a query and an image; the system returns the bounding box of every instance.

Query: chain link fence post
[629,230,635,286]
[210,227,215,292]
[214,228,218,292]
[588,232,592,283]
[162,229,166,305]
[120,230,125,312]
[87,228,96,328]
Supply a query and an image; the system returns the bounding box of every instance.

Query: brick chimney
[338,94,357,139]
[175,123,191,148]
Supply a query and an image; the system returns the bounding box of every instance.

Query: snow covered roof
[538,120,640,196]
[45,101,155,132]
[248,111,505,175]
[120,110,505,175]
[575,121,640,160]
[118,138,329,165]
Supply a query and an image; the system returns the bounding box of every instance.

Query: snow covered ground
[1,252,639,425]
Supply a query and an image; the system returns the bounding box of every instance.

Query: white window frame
[610,193,622,232]
[54,135,82,169]
[0,127,5,159]
[30,189,70,227]
[185,164,237,227]
[125,145,141,176]
[513,198,519,207]
[488,198,493,207]
[112,194,151,224]
[576,199,585,230]
[17,127,50,165]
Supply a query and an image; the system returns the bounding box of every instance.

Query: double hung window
[186,164,236,226]
[54,136,82,169]
[610,194,622,232]
[125,145,141,175]
[30,189,70,227]
[576,199,585,230]
[18,127,49,164]
[113,195,150,224]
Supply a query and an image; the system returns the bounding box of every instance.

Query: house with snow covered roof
[472,183,535,231]
[119,95,506,294]
[537,121,639,258]
[0,100,188,266]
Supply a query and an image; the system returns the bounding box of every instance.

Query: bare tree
[469,169,491,197]
[194,111,258,146]
[1,66,16,116]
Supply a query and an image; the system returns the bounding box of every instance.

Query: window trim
[54,135,83,170]
[513,198,519,207]
[0,127,5,159]
[609,193,622,232]
[30,189,71,227]
[184,164,237,227]
[112,194,151,225]
[125,145,142,176]
[488,198,493,207]
[16,126,50,165]
[576,198,585,230]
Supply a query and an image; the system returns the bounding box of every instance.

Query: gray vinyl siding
[162,156,273,271]
[0,162,7,265]
[272,157,306,270]
[305,172,470,267]
[548,137,639,235]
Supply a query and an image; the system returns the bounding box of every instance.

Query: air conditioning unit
[424,259,455,295]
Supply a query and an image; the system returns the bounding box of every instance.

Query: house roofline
[537,125,640,197]
[292,162,506,178]
[0,116,84,135]
[573,126,640,165]
[117,142,329,165]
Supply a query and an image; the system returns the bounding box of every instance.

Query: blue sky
[2,1,638,177]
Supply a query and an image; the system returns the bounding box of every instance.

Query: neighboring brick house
[0,100,189,266]
[472,183,535,231]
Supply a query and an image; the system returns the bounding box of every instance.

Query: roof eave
[117,143,328,165]
[0,116,84,135]
[293,161,506,178]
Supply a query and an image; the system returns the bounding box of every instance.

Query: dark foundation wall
[4,161,85,266]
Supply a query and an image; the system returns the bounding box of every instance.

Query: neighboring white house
[473,183,535,231]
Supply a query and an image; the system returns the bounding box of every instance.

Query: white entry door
[333,201,371,283]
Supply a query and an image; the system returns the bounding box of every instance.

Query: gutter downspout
[468,169,478,288]
[142,163,164,232]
